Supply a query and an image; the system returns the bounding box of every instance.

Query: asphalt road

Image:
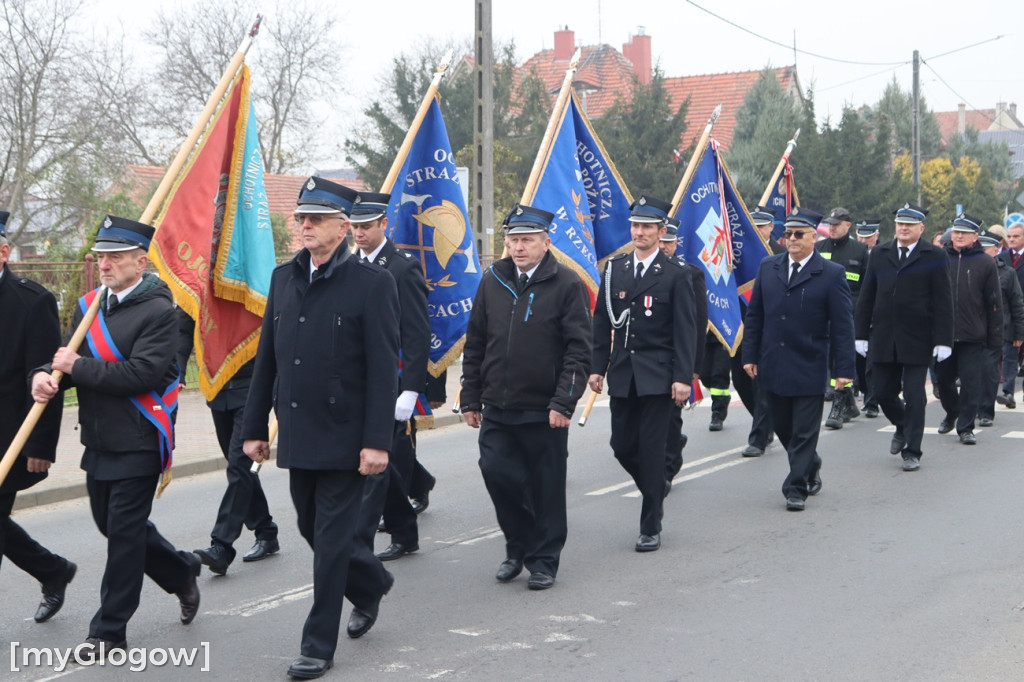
[2,397,1024,680]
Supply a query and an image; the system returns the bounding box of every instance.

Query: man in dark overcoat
[242,177,399,680]
[0,210,76,624]
[589,195,696,550]
[743,207,855,511]
[855,203,953,471]
[32,215,201,658]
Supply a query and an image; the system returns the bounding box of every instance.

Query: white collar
[360,240,387,265]
[109,276,143,304]
[633,250,658,275]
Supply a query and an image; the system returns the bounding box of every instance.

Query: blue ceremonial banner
[525,91,633,303]
[674,141,744,354]
[718,153,771,302]
[387,98,481,376]
[762,159,799,240]
[568,92,633,269]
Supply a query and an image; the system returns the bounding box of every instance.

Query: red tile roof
[122,165,370,252]
[934,109,996,146]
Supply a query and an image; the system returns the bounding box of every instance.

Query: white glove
[395,390,419,422]
[855,340,869,357]
[933,345,952,362]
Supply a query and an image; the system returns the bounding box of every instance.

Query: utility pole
[473,0,494,257]
[912,49,921,205]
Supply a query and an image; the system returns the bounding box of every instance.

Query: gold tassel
[156,467,173,498]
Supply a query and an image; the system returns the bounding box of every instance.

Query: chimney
[622,27,651,85]
[1011,102,1017,119]
[958,103,966,135]
[554,26,574,61]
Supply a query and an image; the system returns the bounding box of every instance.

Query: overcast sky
[82,0,1022,167]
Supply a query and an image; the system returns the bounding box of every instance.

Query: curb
[11,412,466,512]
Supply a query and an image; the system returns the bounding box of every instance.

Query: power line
[684,0,907,67]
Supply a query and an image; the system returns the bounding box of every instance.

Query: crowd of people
[2,189,1022,679]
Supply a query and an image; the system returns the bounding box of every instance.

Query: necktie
[899,246,908,265]
[789,262,800,284]
[311,268,322,282]
[108,294,119,312]
[1014,251,1023,268]
[635,262,644,281]
[518,273,528,292]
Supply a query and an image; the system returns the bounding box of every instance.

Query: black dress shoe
[635,534,661,552]
[977,416,994,427]
[177,561,201,625]
[864,406,879,418]
[528,572,555,590]
[347,571,394,639]
[786,497,805,511]
[410,490,430,515]
[242,538,280,562]
[995,392,1011,406]
[959,431,977,445]
[78,637,127,662]
[35,559,76,623]
[890,433,907,455]
[902,456,921,471]
[808,470,822,496]
[937,417,955,434]
[376,542,418,561]
[741,445,764,457]
[287,655,333,680]
[495,558,524,583]
[193,544,231,575]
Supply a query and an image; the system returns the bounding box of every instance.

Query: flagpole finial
[569,47,582,70]
[249,15,262,38]
[710,104,722,124]
[437,48,454,75]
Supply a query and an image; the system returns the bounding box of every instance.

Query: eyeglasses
[782,230,812,239]
[294,213,343,226]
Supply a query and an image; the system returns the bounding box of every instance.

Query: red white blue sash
[79,289,179,472]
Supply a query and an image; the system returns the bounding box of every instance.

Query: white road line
[1003,431,1024,439]
[877,425,943,435]
[436,526,503,545]
[206,584,314,617]
[623,458,750,497]
[449,629,489,636]
[586,445,746,496]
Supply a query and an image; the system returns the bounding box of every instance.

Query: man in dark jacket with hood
[934,213,1002,445]
[32,215,200,659]
[462,204,591,592]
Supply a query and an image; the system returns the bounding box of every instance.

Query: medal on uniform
[644,295,653,317]
[618,291,626,299]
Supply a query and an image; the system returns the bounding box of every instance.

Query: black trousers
[979,346,1004,420]
[478,417,568,577]
[856,354,878,409]
[289,468,389,660]
[409,459,435,499]
[610,383,672,536]
[702,342,731,417]
[767,393,823,501]
[874,363,928,458]
[935,341,987,433]
[665,405,685,480]
[731,352,774,449]
[356,420,418,548]
[86,474,195,642]
[209,404,277,560]
[1,491,66,584]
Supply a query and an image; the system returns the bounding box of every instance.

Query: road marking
[206,584,313,617]
[426,671,455,679]
[1003,431,1024,438]
[586,445,746,496]
[545,632,586,642]
[450,629,489,636]
[436,526,503,545]
[877,425,943,435]
[623,458,750,497]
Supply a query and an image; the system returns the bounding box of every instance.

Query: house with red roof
[933,102,1022,147]
[519,27,804,151]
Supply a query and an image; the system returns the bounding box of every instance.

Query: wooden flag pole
[250,421,278,474]
[669,104,721,213]
[379,49,455,194]
[757,128,801,208]
[0,17,264,490]
[577,390,599,426]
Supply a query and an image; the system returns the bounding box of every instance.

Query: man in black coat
[855,203,954,471]
[0,212,76,624]
[996,221,1024,405]
[462,204,592,590]
[817,207,869,428]
[177,314,279,575]
[589,196,696,550]
[853,219,882,417]
[733,207,783,458]
[242,177,399,679]
[658,218,707,490]
[978,229,1024,425]
[743,207,855,511]
[934,213,1002,445]
[349,191,431,562]
[32,216,201,658]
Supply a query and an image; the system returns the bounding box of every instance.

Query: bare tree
[138,0,342,174]
[0,0,135,254]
